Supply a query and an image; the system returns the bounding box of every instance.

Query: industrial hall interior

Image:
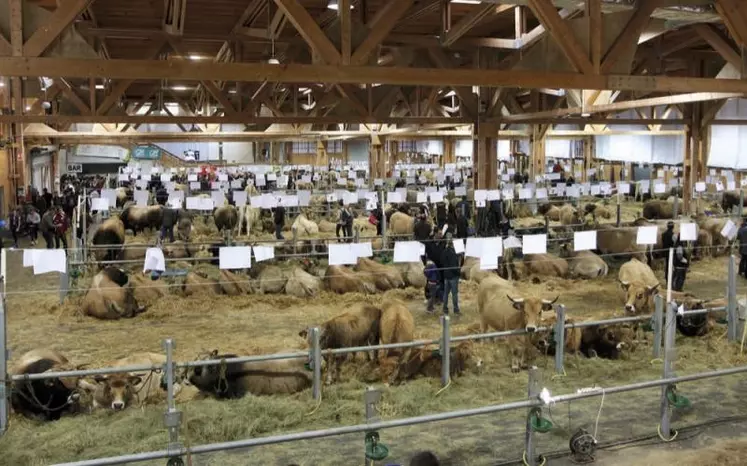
[4,1,747,466]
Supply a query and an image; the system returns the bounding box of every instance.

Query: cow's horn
[507,295,524,303]
[542,296,559,305]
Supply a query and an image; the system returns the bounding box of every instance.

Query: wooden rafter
[505,92,741,121]
[24,0,95,57]
[120,86,159,132]
[715,0,747,47]
[0,33,11,56]
[526,0,593,74]
[96,38,166,115]
[600,0,660,74]
[587,0,602,74]
[694,23,742,68]
[339,0,351,65]
[351,0,415,66]
[8,56,747,93]
[427,48,477,117]
[28,83,63,114]
[273,0,341,65]
[441,4,512,48]
[59,79,92,114]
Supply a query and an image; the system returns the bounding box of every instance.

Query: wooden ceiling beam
[95,38,166,115]
[715,0,747,47]
[272,0,341,65]
[441,3,512,48]
[504,92,742,121]
[600,0,661,74]
[201,80,239,116]
[693,23,742,68]
[27,83,63,114]
[59,79,92,114]
[334,84,368,116]
[351,0,415,66]
[527,0,594,74]
[7,57,747,94]
[24,0,95,57]
[0,33,11,56]
[587,0,602,74]
[339,0,352,64]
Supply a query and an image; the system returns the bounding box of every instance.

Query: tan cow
[301,304,383,384]
[285,267,323,298]
[379,299,415,359]
[619,258,660,314]
[323,265,377,294]
[522,254,569,278]
[182,271,222,296]
[82,268,146,320]
[559,247,609,279]
[642,200,674,220]
[78,353,168,411]
[292,214,319,236]
[477,275,558,371]
[396,262,426,288]
[596,224,648,262]
[355,258,405,291]
[389,211,415,236]
[559,204,581,226]
[379,342,478,385]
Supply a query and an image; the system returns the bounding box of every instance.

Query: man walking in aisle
[441,233,460,316]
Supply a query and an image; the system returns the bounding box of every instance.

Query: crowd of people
[5,186,74,251]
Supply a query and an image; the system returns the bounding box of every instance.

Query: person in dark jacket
[9,207,23,248]
[372,204,383,236]
[455,209,469,239]
[40,208,56,249]
[661,221,675,279]
[424,261,440,314]
[52,205,69,251]
[441,234,460,315]
[161,207,178,242]
[273,204,286,240]
[457,196,471,221]
[42,188,53,210]
[671,236,689,292]
[738,220,747,278]
[435,201,447,230]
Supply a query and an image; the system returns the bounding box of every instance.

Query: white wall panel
[708,98,747,169]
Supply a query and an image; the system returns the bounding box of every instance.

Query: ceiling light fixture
[172,86,189,91]
[95,84,105,90]
[267,0,280,65]
[188,54,204,61]
[327,0,354,10]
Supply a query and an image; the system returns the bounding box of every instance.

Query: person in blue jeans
[441,233,460,315]
[424,261,440,314]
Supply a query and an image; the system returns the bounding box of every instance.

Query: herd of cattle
[10,188,736,423]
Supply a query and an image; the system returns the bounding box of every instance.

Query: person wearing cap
[441,233,461,316]
[661,220,676,280]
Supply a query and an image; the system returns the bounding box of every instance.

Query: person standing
[42,188,53,211]
[342,204,353,243]
[40,208,56,249]
[53,206,69,251]
[455,209,469,239]
[9,207,23,248]
[160,206,177,243]
[26,207,40,246]
[424,261,440,314]
[273,204,286,240]
[371,204,383,236]
[672,236,689,292]
[435,201,447,231]
[739,219,747,278]
[335,200,345,241]
[661,221,675,279]
[441,234,460,316]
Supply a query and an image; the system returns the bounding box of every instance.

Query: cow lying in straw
[378,342,480,385]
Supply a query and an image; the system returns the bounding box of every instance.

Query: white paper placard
[721,219,738,240]
[233,191,248,207]
[91,197,109,211]
[160,174,171,182]
[23,249,39,268]
[465,238,483,258]
[695,182,706,193]
[429,192,444,203]
[502,188,515,200]
[454,186,467,196]
[33,249,66,275]
[728,181,736,191]
[186,197,200,210]
[518,188,532,200]
[190,182,201,190]
[329,244,357,266]
[416,192,427,203]
[716,182,724,192]
[617,182,630,194]
[574,231,597,252]
[387,192,403,204]
[353,242,374,258]
[143,248,166,273]
[453,239,465,255]
[503,235,522,249]
[535,188,548,199]
[134,190,149,207]
[522,234,547,255]
[486,190,501,201]
[253,246,275,262]
[219,246,251,270]
[393,241,424,263]
[117,174,129,182]
[590,185,601,196]
[680,223,697,242]
[211,191,225,206]
[188,174,198,182]
[636,226,658,245]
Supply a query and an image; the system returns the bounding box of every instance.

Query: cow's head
[620,281,659,313]
[506,295,558,332]
[79,374,143,411]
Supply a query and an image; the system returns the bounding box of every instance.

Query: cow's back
[237,358,312,395]
[380,300,414,346]
[524,254,568,277]
[619,258,658,286]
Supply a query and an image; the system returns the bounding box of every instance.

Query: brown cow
[559,246,609,279]
[82,268,146,320]
[596,224,648,262]
[182,270,222,296]
[522,254,569,278]
[584,203,613,220]
[619,258,660,314]
[642,200,674,220]
[379,342,479,385]
[477,275,558,371]
[78,353,167,411]
[324,265,377,294]
[379,299,415,357]
[355,258,405,291]
[559,204,581,226]
[301,304,383,384]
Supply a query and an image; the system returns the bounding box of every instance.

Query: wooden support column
[473,121,498,189]
[9,0,24,203]
[442,136,456,166]
[582,137,593,182]
[530,125,546,180]
[315,140,328,167]
[369,133,385,180]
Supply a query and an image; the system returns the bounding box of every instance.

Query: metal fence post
[0,253,8,437]
[162,339,183,463]
[672,196,679,219]
[440,315,451,388]
[380,189,388,251]
[653,294,663,360]
[82,188,88,262]
[554,305,566,375]
[728,255,738,342]
[364,387,382,466]
[525,367,541,466]
[660,301,677,439]
[292,227,298,253]
[310,327,321,402]
[59,260,70,305]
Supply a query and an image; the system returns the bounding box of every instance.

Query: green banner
[133,145,161,160]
